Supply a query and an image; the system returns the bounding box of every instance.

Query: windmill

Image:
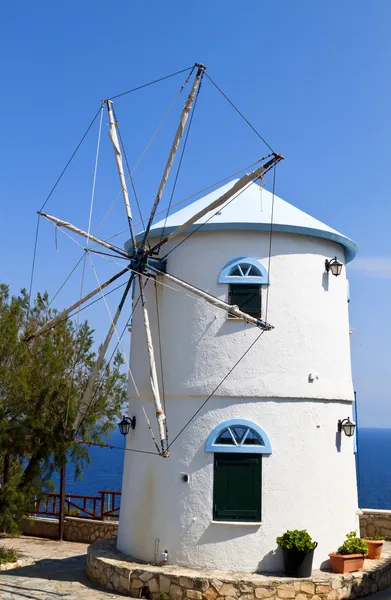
[26,63,283,457]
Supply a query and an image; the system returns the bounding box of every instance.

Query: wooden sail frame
[29,63,283,457]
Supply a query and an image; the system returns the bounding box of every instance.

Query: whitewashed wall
[118,230,358,572]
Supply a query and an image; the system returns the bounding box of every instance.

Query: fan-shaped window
[205,419,272,454]
[219,257,269,285]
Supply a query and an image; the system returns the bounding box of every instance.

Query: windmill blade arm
[149,268,273,331]
[106,101,136,246]
[73,273,134,432]
[24,268,130,341]
[141,65,205,250]
[149,153,283,255]
[138,276,167,453]
[38,212,129,258]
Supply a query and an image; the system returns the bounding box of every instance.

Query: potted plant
[276,530,318,577]
[363,536,384,560]
[329,531,368,574]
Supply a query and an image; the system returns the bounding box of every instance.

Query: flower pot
[364,540,384,560]
[282,547,316,577]
[328,553,365,574]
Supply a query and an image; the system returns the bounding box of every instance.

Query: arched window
[205,420,272,523]
[219,258,269,319]
[219,257,269,285]
[205,419,272,454]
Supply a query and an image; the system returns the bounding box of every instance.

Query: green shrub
[0,546,18,564]
[276,530,317,552]
[364,535,384,541]
[337,531,368,555]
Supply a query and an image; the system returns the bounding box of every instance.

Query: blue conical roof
[134,179,358,262]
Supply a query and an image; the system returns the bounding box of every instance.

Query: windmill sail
[31,63,283,458]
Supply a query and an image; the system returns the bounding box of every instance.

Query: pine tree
[0,283,127,532]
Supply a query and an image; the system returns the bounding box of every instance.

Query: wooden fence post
[58,462,66,541]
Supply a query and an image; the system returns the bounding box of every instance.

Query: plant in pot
[329,531,368,574]
[276,530,318,577]
[363,536,384,560]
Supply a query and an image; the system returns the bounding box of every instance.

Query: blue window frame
[219,257,269,285]
[205,419,272,454]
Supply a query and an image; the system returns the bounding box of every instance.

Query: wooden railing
[28,489,121,521]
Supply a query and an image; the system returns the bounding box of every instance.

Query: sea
[52,427,391,510]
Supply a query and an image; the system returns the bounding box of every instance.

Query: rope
[92,253,271,334]
[74,290,142,436]
[163,178,260,259]
[73,439,159,456]
[131,68,194,174]
[88,249,129,260]
[77,105,104,321]
[88,256,139,396]
[28,216,40,310]
[28,105,103,308]
[37,279,130,339]
[47,254,85,309]
[114,106,145,228]
[94,73,191,237]
[265,165,277,322]
[86,156,273,252]
[81,268,161,451]
[66,107,103,427]
[108,66,193,100]
[167,331,265,450]
[85,260,165,451]
[158,69,204,245]
[205,73,274,153]
[40,107,102,213]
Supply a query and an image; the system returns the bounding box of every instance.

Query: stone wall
[23,517,58,539]
[87,539,391,599]
[360,510,391,539]
[23,516,118,543]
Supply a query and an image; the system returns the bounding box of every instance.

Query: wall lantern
[338,417,356,437]
[118,415,136,436]
[325,257,343,277]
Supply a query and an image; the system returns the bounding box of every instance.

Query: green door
[213,453,262,522]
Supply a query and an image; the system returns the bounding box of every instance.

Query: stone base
[87,539,391,599]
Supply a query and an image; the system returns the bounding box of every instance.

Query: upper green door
[213,453,262,522]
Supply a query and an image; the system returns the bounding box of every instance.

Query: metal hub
[129,248,167,276]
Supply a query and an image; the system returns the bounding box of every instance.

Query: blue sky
[0,1,390,427]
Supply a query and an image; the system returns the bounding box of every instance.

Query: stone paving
[1,535,391,600]
[0,535,123,599]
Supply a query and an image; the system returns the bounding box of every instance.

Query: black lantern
[338,417,356,437]
[118,415,136,436]
[325,257,343,277]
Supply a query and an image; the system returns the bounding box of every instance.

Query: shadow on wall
[197,522,262,546]
[255,547,283,573]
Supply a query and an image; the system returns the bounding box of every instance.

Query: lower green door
[213,453,262,522]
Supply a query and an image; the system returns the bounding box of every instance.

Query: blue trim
[219,257,269,285]
[205,418,272,454]
[131,223,358,263]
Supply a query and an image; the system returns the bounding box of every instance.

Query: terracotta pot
[329,553,365,574]
[364,540,384,560]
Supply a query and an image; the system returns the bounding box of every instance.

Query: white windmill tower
[28,63,358,574]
